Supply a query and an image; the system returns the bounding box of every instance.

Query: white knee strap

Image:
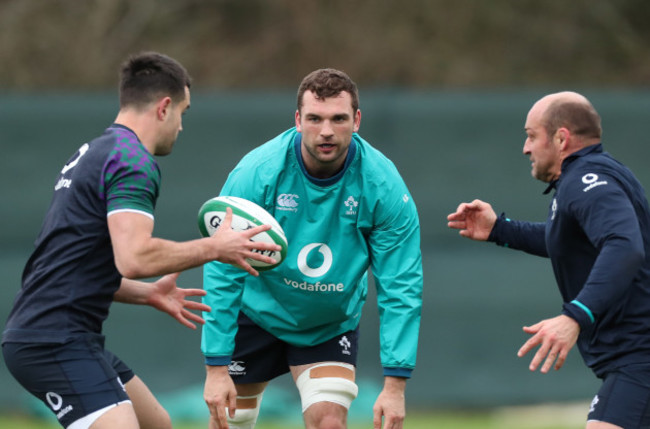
[226,393,263,429]
[295,362,358,412]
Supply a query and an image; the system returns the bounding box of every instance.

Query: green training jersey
[202,128,423,376]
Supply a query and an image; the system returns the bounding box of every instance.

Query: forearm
[114,278,153,304]
[488,214,548,257]
[109,211,279,279]
[109,212,217,279]
[376,277,421,373]
[373,222,423,373]
[118,236,213,279]
[565,239,644,327]
[201,263,243,360]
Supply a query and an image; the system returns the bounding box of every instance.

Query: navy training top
[489,144,650,377]
[2,125,160,344]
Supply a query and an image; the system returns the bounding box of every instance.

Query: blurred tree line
[1,0,649,90]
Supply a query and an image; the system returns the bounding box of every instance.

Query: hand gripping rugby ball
[198,196,288,271]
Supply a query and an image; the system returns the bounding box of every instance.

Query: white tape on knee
[296,363,358,412]
[226,393,263,429]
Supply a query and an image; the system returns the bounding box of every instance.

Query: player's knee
[310,412,348,429]
[296,363,358,412]
[226,393,263,429]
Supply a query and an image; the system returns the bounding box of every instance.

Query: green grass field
[0,405,586,429]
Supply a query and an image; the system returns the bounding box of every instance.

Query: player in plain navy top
[448,92,650,429]
[2,52,280,429]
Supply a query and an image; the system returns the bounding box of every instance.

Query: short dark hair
[543,100,602,140]
[297,68,359,113]
[119,51,191,109]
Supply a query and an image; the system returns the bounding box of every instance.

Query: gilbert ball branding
[198,196,288,270]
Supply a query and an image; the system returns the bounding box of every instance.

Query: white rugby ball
[198,196,288,271]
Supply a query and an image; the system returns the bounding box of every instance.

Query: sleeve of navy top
[561,172,645,328]
[487,214,548,257]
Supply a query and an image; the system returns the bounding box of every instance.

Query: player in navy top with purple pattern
[4,125,160,343]
[2,52,281,429]
[448,92,650,429]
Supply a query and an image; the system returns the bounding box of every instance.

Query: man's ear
[353,109,361,133]
[555,127,570,149]
[295,109,302,132]
[156,97,173,121]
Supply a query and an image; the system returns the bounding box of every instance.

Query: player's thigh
[287,329,359,416]
[235,382,268,397]
[291,362,351,429]
[229,312,290,384]
[289,361,356,382]
[124,375,171,429]
[88,402,139,429]
[290,360,357,429]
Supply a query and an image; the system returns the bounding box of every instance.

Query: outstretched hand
[447,199,497,241]
[517,315,580,373]
[210,207,281,276]
[147,272,211,329]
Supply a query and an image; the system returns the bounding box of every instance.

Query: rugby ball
[198,196,288,271]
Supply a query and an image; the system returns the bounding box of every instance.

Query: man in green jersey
[202,69,423,429]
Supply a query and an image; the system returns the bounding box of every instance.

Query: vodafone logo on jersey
[46,391,74,420]
[582,173,607,192]
[283,243,345,292]
[297,243,333,277]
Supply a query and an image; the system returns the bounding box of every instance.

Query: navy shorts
[588,363,650,428]
[229,312,359,383]
[2,335,134,428]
